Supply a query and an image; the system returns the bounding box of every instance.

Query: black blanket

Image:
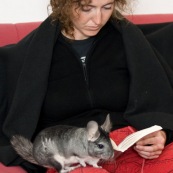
[1,17,173,167]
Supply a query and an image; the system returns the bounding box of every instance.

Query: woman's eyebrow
[86,2,114,8]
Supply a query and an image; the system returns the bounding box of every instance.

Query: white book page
[110,125,162,152]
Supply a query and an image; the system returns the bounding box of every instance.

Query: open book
[110,125,162,153]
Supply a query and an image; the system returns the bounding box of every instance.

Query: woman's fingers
[134,130,166,159]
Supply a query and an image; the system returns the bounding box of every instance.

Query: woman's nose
[93,11,102,25]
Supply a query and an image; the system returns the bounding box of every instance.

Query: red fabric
[0,24,19,46]
[0,163,27,173]
[126,14,173,24]
[0,22,41,46]
[47,126,173,173]
[15,22,41,40]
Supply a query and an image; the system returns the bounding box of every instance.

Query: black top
[60,33,95,58]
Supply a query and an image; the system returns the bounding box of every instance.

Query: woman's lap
[2,127,173,173]
[48,126,173,173]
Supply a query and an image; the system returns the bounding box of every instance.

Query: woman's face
[71,0,115,40]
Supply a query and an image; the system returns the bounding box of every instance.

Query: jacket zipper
[81,56,88,84]
[80,40,99,108]
[59,36,97,108]
[80,56,94,107]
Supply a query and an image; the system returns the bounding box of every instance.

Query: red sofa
[1,14,173,47]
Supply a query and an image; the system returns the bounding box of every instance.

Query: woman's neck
[61,30,90,40]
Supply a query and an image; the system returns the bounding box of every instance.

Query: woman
[1,0,173,172]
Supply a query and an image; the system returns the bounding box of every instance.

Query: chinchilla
[10,114,114,173]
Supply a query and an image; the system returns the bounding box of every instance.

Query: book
[110,125,162,153]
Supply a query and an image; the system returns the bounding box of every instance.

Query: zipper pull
[80,56,86,64]
[80,56,88,83]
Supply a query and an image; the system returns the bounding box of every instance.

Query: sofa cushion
[0,22,40,46]
[126,14,173,24]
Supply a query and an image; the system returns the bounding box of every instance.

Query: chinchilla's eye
[97,144,104,149]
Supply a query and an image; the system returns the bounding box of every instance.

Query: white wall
[0,0,173,23]
[132,0,173,14]
[0,0,50,23]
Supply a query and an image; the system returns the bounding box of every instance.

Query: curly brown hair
[50,0,128,37]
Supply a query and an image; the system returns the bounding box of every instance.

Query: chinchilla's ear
[101,114,112,133]
[86,121,100,141]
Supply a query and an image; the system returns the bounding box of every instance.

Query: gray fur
[11,135,38,165]
[10,114,114,173]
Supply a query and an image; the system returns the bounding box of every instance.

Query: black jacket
[1,17,173,170]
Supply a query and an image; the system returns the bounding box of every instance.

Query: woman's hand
[133,130,166,159]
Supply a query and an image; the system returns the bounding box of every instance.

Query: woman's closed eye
[81,5,93,12]
[81,3,114,12]
[103,4,114,10]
